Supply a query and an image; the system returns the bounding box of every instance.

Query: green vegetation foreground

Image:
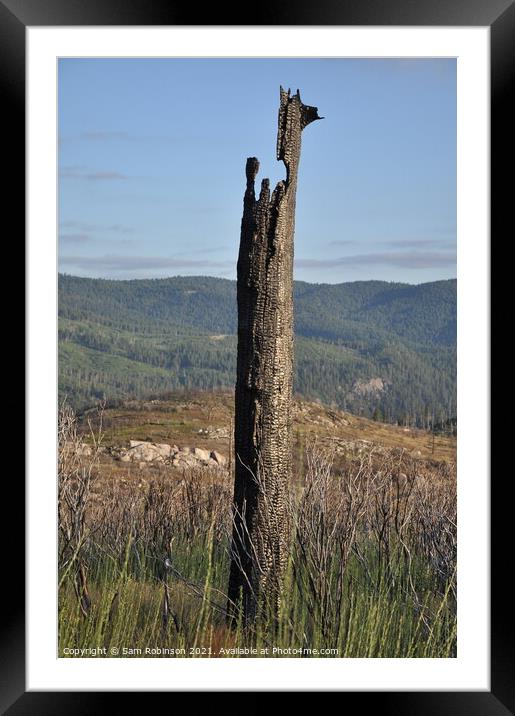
[59,402,456,658]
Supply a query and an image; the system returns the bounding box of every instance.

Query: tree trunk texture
[228,87,322,624]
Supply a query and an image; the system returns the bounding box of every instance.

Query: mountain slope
[58,274,456,424]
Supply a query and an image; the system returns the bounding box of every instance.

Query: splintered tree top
[277,86,323,168]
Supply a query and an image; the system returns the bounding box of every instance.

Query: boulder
[172,453,198,468]
[120,441,173,463]
[156,443,173,458]
[210,450,227,466]
[189,447,211,462]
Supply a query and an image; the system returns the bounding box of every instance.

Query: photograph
[0,0,504,702]
[57,57,458,660]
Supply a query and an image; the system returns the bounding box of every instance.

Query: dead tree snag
[228,87,322,623]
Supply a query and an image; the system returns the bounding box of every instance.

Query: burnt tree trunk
[228,87,322,624]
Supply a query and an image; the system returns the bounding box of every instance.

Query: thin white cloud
[59,235,136,248]
[385,238,455,249]
[295,250,456,270]
[60,167,128,181]
[60,220,134,234]
[59,248,456,276]
[327,240,357,247]
[59,254,233,272]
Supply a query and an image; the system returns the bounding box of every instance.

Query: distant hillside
[58,274,456,425]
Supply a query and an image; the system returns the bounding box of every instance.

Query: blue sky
[58,58,456,284]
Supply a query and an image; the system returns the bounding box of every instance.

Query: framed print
[4,0,511,711]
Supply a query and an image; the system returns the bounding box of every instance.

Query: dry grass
[59,400,456,658]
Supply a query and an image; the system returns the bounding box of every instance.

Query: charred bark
[228,87,322,624]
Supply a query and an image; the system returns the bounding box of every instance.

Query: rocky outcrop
[352,377,389,397]
[320,436,387,457]
[120,441,175,463]
[210,450,227,466]
[117,441,227,470]
[197,426,230,440]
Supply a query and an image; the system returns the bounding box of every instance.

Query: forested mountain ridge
[58,274,456,425]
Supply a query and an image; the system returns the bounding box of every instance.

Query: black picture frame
[5,0,509,711]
